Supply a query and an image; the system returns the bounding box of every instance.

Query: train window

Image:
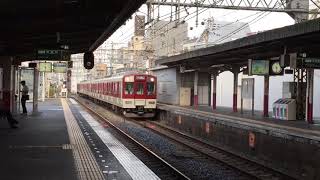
[114,82,118,95]
[136,82,144,95]
[125,82,134,95]
[147,82,155,95]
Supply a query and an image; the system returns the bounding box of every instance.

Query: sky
[99,0,318,49]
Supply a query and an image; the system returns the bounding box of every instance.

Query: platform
[0,99,78,180]
[157,103,320,141]
[157,103,320,180]
[0,99,161,180]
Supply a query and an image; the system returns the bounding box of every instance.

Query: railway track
[75,98,190,180]
[138,120,294,180]
[75,97,294,180]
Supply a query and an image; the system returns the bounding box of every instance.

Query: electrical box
[272,98,296,120]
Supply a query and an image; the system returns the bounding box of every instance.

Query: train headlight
[150,78,155,82]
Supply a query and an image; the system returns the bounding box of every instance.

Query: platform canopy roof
[0,0,146,59]
[156,18,320,69]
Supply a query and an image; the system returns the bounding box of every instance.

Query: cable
[212,12,268,44]
[152,8,209,53]
[117,5,196,41]
[113,6,189,44]
[116,1,211,43]
[212,2,281,44]
[153,8,256,53]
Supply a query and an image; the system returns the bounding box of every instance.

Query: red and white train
[77,73,157,118]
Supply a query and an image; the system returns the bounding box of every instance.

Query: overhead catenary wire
[211,12,269,44]
[212,2,281,44]
[111,2,199,44]
[105,1,281,61]
[114,0,211,43]
[153,10,266,54]
[117,5,194,43]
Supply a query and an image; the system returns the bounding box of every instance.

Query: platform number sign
[249,132,256,148]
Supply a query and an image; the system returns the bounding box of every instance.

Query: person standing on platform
[20,81,29,114]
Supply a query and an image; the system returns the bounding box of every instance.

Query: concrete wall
[215,70,320,120]
[153,69,211,106]
[147,21,188,57]
[216,71,234,107]
[180,72,194,88]
[158,106,320,180]
[153,67,180,105]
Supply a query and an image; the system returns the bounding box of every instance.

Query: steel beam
[147,0,315,13]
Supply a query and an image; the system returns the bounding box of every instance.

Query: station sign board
[37,49,70,61]
[291,53,320,69]
[39,62,52,72]
[302,58,320,69]
[53,62,67,73]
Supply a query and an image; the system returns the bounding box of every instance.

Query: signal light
[84,51,94,69]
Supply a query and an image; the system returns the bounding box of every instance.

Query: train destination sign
[37,49,70,61]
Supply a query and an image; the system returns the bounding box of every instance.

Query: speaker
[84,52,94,69]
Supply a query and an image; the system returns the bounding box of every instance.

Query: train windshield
[125,82,134,95]
[136,82,144,95]
[147,82,155,95]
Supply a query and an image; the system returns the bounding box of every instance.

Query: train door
[146,76,156,99]
[134,75,146,106]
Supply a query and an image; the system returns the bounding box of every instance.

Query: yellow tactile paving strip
[61,99,105,180]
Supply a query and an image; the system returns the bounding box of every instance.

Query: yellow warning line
[61,98,105,180]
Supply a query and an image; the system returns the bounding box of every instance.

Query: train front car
[122,74,157,118]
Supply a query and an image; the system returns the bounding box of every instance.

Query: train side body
[77,73,157,118]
